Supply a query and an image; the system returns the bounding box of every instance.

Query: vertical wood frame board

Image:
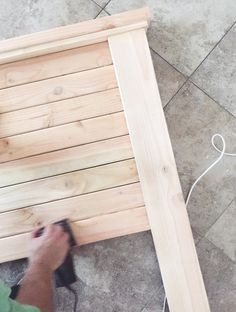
[0,7,210,312]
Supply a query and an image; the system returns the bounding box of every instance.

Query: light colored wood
[0,22,148,65]
[0,159,138,212]
[109,30,210,312]
[0,183,144,238]
[0,42,112,88]
[0,206,149,263]
[0,88,122,138]
[0,8,150,54]
[73,206,149,245]
[0,111,127,163]
[0,65,116,113]
[0,135,132,187]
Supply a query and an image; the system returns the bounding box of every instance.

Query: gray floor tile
[165,82,236,236]
[70,232,162,308]
[192,229,202,245]
[192,24,236,117]
[0,259,27,287]
[96,9,109,18]
[93,0,110,8]
[0,0,101,39]
[106,0,236,76]
[206,199,236,262]
[140,288,165,312]
[197,238,236,312]
[151,50,186,107]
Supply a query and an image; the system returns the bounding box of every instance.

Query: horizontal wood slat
[0,65,116,113]
[0,183,144,238]
[73,206,149,245]
[0,42,112,89]
[0,206,150,263]
[0,22,148,65]
[0,112,127,163]
[0,136,132,188]
[0,8,150,54]
[0,159,138,212]
[0,88,122,138]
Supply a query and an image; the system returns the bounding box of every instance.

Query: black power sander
[35,219,77,287]
[10,219,77,299]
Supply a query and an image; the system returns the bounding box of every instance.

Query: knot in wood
[54,86,63,95]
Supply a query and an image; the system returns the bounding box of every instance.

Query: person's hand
[29,224,70,272]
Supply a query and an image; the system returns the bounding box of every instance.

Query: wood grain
[0,8,150,53]
[0,183,144,238]
[0,65,117,113]
[0,206,149,263]
[0,159,138,212]
[0,88,122,138]
[0,135,132,187]
[109,29,210,312]
[0,112,128,163]
[0,42,112,88]
[0,22,148,65]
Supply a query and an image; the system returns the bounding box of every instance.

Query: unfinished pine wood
[0,65,116,113]
[0,22,148,65]
[0,135,132,187]
[0,8,149,54]
[0,183,144,238]
[73,206,149,245]
[0,88,122,138]
[109,29,210,312]
[0,159,138,212]
[0,206,149,263]
[0,42,112,89]
[0,112,128,163]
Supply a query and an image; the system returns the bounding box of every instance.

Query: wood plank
[0,135,132,187]
[0,206,149,263]
[0,22,148,65]
[0,65,116,113]
[0,42,112,89]
[0,88,122,138]
[0,183,144,238]
[0,159,138,212]
[0,8,150,53]
[109,30,210,312]
[0,111,127,163]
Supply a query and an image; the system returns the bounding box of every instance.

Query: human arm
[16,225,69,312]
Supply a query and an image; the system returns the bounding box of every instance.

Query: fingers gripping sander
[10,219,77,299]
[36,219,77,288]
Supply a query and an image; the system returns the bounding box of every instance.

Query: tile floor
[0,0,235,311]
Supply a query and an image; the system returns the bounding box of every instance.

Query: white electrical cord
[162,133,236,312]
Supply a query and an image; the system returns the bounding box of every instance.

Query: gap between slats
[0,42,112,89]
[0,182,144,238]
[0,88,122,138]
[0,206,150,263]
[0,65,116,113]
[0,111,128,163]
[0,159,139,212]
[0,135,133,188]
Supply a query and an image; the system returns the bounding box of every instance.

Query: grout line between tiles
[204,196,235,238]
[150,47,187,78]
[103,0,112,11]
[204,236,236,264]
[189,20,236,78]
[163,78,189,110]
[94,8,104,19]
[190,81,236,119]
[103,8,111,15]
[151,20,236,112]
[91,0,104,11]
